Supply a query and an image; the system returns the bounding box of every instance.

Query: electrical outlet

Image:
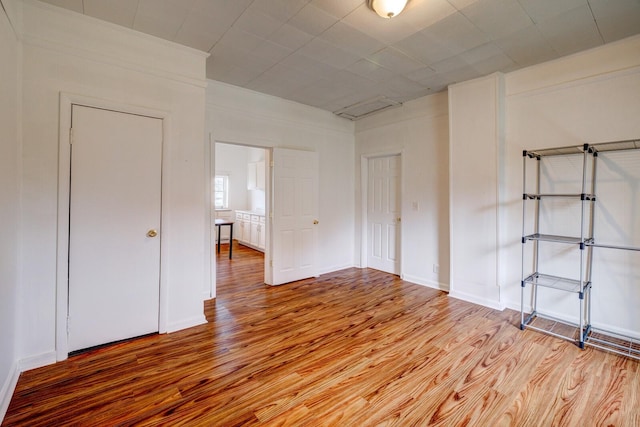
[433,264,439,274]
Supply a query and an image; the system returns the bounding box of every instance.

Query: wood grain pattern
[4,242,639,426]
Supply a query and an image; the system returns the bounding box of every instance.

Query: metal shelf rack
[520,139,640,360]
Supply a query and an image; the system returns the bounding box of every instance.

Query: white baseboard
[18,351,57,372]
[448,289,505,311]
[318,263,356,276]
[166,315,207,333]
[401,273,449,292]
[0,360,20,424]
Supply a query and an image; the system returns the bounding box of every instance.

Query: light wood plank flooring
[4,242,639,426]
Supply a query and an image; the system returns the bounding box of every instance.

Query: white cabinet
[247,161,266,191]
[235,210,265,252]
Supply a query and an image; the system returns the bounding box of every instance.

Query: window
[214,175,229,209]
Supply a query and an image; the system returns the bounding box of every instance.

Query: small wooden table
[215,218,234,259]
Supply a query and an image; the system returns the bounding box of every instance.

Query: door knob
[147,229,158,238]
[313,220,319,225]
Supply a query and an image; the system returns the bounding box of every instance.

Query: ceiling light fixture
[367,0,409,19]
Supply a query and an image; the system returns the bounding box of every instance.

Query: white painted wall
[215,143,250,211]
[18,0,208,370]
[355,92,450,291]
[214,144,267,214]
[448,74,504,309]
[0,0,21,420]
[207,81,355,276]
[502,35,640,336]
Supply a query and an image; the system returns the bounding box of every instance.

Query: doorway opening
[210,141,270,298]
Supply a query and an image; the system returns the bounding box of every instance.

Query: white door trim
[360,151,404,274]
[56,93,171,361]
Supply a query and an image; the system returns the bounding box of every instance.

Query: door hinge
[66,316,70,335]
[270,259,273,267]
[270,160,274,167]
[69,128,73,145]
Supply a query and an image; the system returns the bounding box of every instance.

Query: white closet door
[272,148,319,285]
[68,105,162,352]
[367,155,401,275]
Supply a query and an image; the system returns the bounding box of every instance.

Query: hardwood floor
[4,241,639,426]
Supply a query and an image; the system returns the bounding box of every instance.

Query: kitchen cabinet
[247,161,266,191]
[235,210,265,252]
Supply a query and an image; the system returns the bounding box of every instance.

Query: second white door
[68,105,162,352]
[271,148,319,285]
[367,155,401,275]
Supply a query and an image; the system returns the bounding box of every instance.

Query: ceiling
[38,0,640,119]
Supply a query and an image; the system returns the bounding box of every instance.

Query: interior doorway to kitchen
[212,141,269,297]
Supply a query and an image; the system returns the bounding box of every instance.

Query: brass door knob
[313,220,319,225]
[147,229,158,238]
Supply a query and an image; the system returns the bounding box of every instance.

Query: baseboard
[318,263,356,276]
[18,351,57,373]
[166,314,207,333]
[401,274,449,292]
[448,290,505,311]
[0,360,20,424]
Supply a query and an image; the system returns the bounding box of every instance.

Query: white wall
[502,35,640,335]
[215,143,250,211]
[355,92,450,290]
[0,0,21,420]
[207,81,355,275]
[18,0,208,370]
[448,73,504,309]
[215,144,267,213]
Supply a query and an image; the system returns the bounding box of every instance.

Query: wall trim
[22,34,207,89]
[166,315,207,334]
[448,290,505,312]
[402,273,449,292]
[56,92,172,361]
[0,360,20,423]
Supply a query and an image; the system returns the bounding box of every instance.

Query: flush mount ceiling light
[367,0,409,19]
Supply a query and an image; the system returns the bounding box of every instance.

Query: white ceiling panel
[83,0,138,28]
[588,0,640,43]
[268,23,314,51]
[319,22,385,57]
[420,11,490,56]
[394,31,458,65]
[461,0,533,40]
[367,47,425,74]
[232,7,283,39]
[401,0,458,29]
[250,0,311,23]
[37,0,640,120]
[347,59,397,82]
[494,25,558,67]
[516,0,587,24]
[288,3,338,36]
[41,0,83,13]
[342,4,422,45]
[132,0,195,41]
[310,0,362,19]
[298,38,361,69]
[535,5,603,55]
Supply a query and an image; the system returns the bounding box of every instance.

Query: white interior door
[68,105,162,352]
[367,155,401,275]
[272,148,319,285]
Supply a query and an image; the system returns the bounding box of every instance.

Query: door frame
[360,151,404,274]
[56,93,171,361]
[208,139,272,297]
